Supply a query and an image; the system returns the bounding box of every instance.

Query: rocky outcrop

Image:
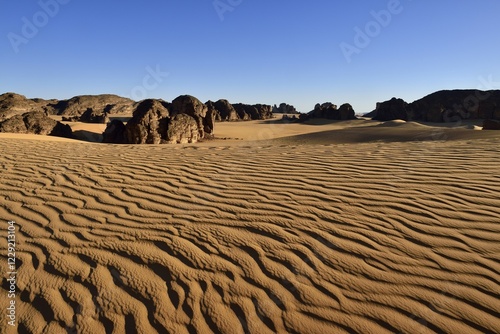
[338,103,356,120]
[212,100,239,121]
[0,111,73,138]
[363,109,376,118]
[125,99,170,144]
[167,114,199,144]
[254,104,273,120]
[171,95,210,138]
[372,90,500,122]
[79,108,109,124]
[373,98,409,121]
[203,103,216,137]
[0,92,136,121]
[483,119,500,130]
[102,120,127,144]
[104,95,212,144]
[273,103,298,114]
[206,101,220,122]
[232,103,273,120]
[307,102,356,120]
[50,95,135,116]
[410,90,500,121]
[206,100,273,122]
[232,104,252,121]
[0,93,53,121]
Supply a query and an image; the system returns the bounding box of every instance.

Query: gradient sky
[2,0,500,113]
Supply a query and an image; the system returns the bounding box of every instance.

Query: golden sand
[1,119,499,333]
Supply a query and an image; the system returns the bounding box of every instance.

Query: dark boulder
[307,102,355,120]
[309,104,325,118]
[171,95,209,138]
[103,96,210,144]
[206,101,221,122]
[166,114,199,144]
[254,104,273,120]
[203,103,216,137]
[338,103,356,120]
[125,99,169,144]
[232,104,252,121]
[273,103,298,114]
[373,98,409,121]
[483,119,500,130]
[0,111,73,138]
[79,108,109,124]
[102,120,127,143]
[232,103,273,120]
[213,99,239,121]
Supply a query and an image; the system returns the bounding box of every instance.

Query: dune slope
[0,136,499,334]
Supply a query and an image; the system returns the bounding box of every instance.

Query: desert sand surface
[1,120,500,334]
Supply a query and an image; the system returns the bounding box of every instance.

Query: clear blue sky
[1,0,500,113]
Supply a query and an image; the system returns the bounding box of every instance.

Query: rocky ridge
[372,90,500,122]
[0,111,73,138]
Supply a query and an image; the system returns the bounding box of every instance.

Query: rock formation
[212,100,239,121]
[306,102,356,120]
[125,99,170,144]
[49,95,135,116]
[207,100,273,122]
[338,103,356,120]
[254,104,273,120]
[273,103,298,114]
[372,90,500,122]
[0,93,53,121]
[103,95,212,144]
[0,111,73,138]
[232,103,273,120]
[79,108,109,124]
[102,120,127,144]
[167,114,199,144]
[232,104,252,121]
[0,92,135,121]
[483,119,500,130]
[203,103,217,137]
[373,98,409,121]
[171,95,211,138]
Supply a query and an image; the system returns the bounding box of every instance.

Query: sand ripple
[1,138,499,333]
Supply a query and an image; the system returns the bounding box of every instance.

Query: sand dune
[1,122,499,334]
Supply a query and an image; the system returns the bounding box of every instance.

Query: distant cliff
[371,90,500,122]
[0,92,135,122]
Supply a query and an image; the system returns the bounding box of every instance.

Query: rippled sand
[1,120,499,333]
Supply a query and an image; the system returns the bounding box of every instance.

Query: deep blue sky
[2,0,500,113]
